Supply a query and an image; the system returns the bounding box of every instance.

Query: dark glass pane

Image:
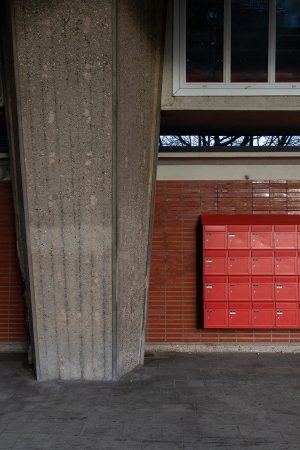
[231,0,269,82]
[186,0,224,82]
[276,0,300,82]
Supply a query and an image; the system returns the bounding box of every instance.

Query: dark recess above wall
[160,110,300,135]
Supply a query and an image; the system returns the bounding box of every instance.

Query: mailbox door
[251,225,273,249]
[276,304,298,328]
[204,276,228,301]
[228,277,251,301]
[204,251,227,275]
[252,303,275,328]
[204,226,226,249]
[228,251,250,275]
[228,302,251,328]
[275,251,297,275]
[275,277,298,301]
[252,277,274,302]
[227,226,250,249]
[274,225,297,249]
[251,251,274,275]
[205,302,228,328]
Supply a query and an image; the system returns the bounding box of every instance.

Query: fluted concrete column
[7,0,166,380]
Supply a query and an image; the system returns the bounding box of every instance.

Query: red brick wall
[0,181,27,344]
[146,180,300,343]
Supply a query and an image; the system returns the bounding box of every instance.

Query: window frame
[173,0,300,96]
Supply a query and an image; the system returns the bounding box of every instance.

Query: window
[160,135,300,151]
[173,0,300,95]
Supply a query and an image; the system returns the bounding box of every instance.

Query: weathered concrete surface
[9,0,166,380]
[115,1,166,378]
[146,342,300,353]
[2,352,300,449]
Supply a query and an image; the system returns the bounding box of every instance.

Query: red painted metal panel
[252,307,275,328]
[228,250,250,275]
[252,277,274,301]
[204,225,227,231]
[276,308,298,328]
[204,250,227,275]
[275,277,298,301]
[275,251,298,275]
[204,276,228,301]
[228,276,251,301]
[274,225,297,249]
[228,305,252,328]
[227,226,250,249]
[251,225,273,249]
[251,250,274,275]
[202,215,300,225]
[204,230,226,249]
[204,302,228,328]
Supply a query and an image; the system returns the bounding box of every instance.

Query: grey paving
[1,352,300,449]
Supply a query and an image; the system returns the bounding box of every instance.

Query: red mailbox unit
[204,250,227,275]
[251,225,273,249]
[202,215,300,329]
[228,251,250,275]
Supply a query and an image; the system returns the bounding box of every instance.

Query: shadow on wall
[196,218,204,328]
[122,0,168,51]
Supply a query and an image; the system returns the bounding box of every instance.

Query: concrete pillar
[7,0,166,380]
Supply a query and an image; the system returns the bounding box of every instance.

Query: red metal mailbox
[252,277,274,302]
[204,302,228,328]
[204,276,227,301]
[251,225,273,249]
[204,250,227,275]
[228,302,252,328]
[228,250,250,275]
[228,276,251,301]
[274,225,297,249]
[251,250,274,275]
[252,303,275,328]
[204,226,226,249]
[276,303,298,328]
[275,276,298,302]
[227,225,250,249]
[275,251,298,275]
[201,215,300,329]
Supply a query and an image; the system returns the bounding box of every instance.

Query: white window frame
[173,0,300,96]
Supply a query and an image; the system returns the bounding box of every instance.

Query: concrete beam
[7,0,166,380]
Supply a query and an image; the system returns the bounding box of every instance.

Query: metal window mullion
[268,0,276,83]
[224,0,231,84]
[180,0,187,88]
[173,0,181,93]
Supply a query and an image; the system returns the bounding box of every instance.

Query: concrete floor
[1,353,300,450]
